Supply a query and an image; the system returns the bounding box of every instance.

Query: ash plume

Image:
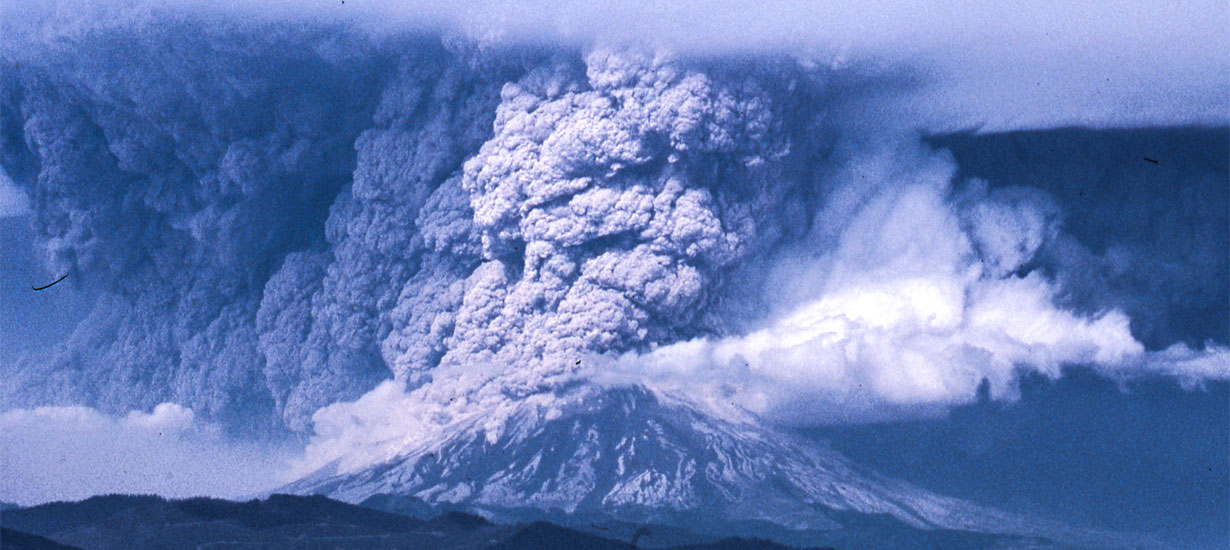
[0,3,1225,457]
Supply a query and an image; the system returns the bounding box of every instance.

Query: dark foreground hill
[0,493,829,550]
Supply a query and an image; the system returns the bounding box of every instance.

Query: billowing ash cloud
[425,50,825,385]
[1,21,393,433]
[1,3,1226,459]
[1,21,834,435]
[259,46,827,432]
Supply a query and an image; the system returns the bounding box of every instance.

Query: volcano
[3,8,1223,549]
[282,386,1138,548]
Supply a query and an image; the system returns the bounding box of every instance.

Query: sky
[5,0,1228,132]
[0,404,297,505]
[813,368,1229,548]
[0,2,1226,544]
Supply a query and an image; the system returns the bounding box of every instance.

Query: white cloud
[586,140,1228,425]
[0,167,30,218]
[0,403,298,505]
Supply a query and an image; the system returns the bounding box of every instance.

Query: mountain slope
[0,528,86,550]
[283,386,1143,548]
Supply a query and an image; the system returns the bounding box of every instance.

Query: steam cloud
[1,0,1226,475]
[594,140,1228,425]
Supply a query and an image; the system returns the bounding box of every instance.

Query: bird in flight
[32,272,69,291]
